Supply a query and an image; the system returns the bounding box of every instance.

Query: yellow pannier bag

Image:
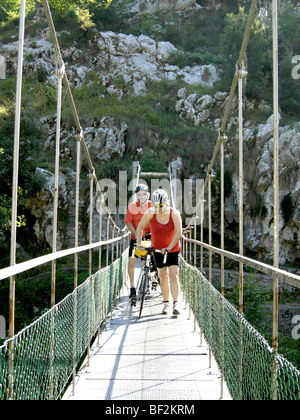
[134,240,151,258]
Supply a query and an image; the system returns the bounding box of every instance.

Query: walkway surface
[63,263,231,401]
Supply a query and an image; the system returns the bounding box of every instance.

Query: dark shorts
[129,239,137,258]
[153,251,180,269]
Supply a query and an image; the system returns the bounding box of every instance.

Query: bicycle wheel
[139,269,149,319]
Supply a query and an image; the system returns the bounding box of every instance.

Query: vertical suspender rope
[50,63,64,398]
[272,0,279,400]
[237,62,248,401]
[9,0,26,339]
[75,132,82,289]
[8,0,26,400]
[220,133,226,400]
[238,65,246,315]
[51,62,64,307]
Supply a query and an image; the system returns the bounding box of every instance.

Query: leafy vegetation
[220,7,271,99]
[220,4,300,116]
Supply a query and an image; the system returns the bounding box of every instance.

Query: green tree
[220,7,271,99]
[0,148,26,230]
[0,0,36,19]
[0,0,113,30]
[278,5,300,116]
[230,274,271,329]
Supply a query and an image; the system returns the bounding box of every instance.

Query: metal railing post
[219,133,227,296]
[106,216,110,266]
[74,131,82,289]
[89,171,95,277]
[208,171,214,284]
[99,197,103,270]
[72,129,82,397]
[208,171,213,369]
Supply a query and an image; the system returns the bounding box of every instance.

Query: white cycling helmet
[151,188,168,206]
[135,183,148,194]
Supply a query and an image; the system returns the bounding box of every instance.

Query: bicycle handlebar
[132,245,168,264]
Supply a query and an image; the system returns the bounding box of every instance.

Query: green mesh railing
[0,249,128,400]
[179,258,300,400]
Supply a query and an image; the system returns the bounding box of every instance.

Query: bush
[278,5,300,116]
[36,66,48,83]
[281,193,294,225]
[228,273,271,329]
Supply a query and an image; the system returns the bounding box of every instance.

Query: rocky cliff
[1,28,219,93]
[175,88,299,265]
[116,0,197,15]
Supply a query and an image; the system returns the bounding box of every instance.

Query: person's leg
[158,266,171,314]
[168,265,180,314]
[128,239,137,290]
[158,267,169,301]
[168,265,179,302]
[128,257,137,288]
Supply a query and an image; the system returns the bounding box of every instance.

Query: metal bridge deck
[63,263,231,401]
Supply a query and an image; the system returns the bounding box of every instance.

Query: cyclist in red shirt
[136,188,182,315]
[125,184,151,302]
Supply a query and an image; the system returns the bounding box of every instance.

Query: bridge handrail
[183,235,300,289]
[0,232,130,281]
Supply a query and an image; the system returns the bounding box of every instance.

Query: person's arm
[165,209,182,252]
[136,209,153,248]
[125,222,136,239]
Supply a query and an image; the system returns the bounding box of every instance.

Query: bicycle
[131,243,167,319]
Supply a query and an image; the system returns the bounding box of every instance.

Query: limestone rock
[1,29,219,93]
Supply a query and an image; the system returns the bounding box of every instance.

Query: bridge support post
[236,60,248,401]
[74,131,82,289]
[98,197,103,270]
[207,171,214,370]
[89,171,95,277]
[219,132,227,400]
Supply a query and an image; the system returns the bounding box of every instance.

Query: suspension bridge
[0,0,300,401]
